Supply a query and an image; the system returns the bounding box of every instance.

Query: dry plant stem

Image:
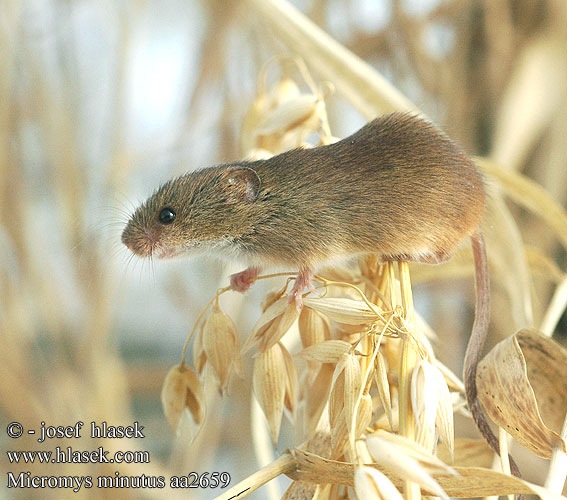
[245,0,421,119]
[377,265,390,307]
[212,453,296,500]
[478,157,567,252]
[360,276,392,309]
[387,263,397,309]
[251,392,280,500]
[540,274,567,336]
[350,318,393,464]
[498,428,514,500]
[545,411,567,493]
[353,317,393,456]
[397,261,421,500]
[366,319,392,382]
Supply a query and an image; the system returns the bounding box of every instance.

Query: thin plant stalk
[397,261,421,500]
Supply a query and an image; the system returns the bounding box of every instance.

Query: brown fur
[122,113,484,266]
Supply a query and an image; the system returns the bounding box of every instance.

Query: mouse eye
[158,207,176,224]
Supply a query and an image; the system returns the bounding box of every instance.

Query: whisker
[150,254,156,287]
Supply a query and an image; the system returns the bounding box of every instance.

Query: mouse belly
[240,240,454,273]
[364,236,467,266]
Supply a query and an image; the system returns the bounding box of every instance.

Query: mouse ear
[222,166,261,203]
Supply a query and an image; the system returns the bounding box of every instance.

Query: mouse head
[121,164,262,259]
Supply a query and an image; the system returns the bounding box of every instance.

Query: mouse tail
[465,229,521,478]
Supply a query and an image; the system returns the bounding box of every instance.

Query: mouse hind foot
[289,268,316,310]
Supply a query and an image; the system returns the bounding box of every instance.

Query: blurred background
[1,0,566,498]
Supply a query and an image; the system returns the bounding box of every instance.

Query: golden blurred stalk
[245,0,420,119]
[397,261,421,500]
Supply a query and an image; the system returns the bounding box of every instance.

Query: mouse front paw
[230,266,261,293]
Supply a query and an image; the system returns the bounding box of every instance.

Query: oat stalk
[213,453,297,500]
[397,261,422,500]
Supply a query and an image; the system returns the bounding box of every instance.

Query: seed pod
[253,343,287,444]
[242,296,288,354]
[298,340,352,364]
[303,296,379,325]
[411,360,441,452]
[298,307,331,348]
[240,91,268,154]
[202,306,241,392]
[344,354,362,438]
[268,78,301,108]
[302,363,335,438]
[161,364,205,435]
[280,343,298,418]
[298,307,331,379]
[255,301,300,354]
[255,94,321,136]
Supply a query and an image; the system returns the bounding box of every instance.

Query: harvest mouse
[122,112,519,476]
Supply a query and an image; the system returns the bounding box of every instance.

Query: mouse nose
[121,222,156,258]
[121,226,134,251]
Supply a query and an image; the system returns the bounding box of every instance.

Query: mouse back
[247,112,485,266]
